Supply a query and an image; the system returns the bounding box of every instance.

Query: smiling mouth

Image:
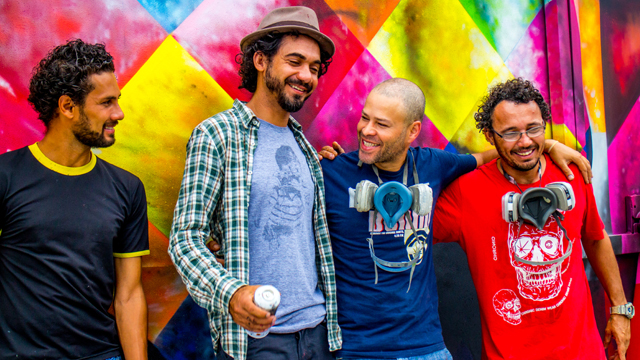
[104,122,118,133]
[513,148,534,157]
[289,84,307,93]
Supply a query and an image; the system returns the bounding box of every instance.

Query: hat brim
[240,25,335,58]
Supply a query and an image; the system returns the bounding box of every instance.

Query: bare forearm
[115,287,148,360]
[472,149,498,168]
[583,231,627,305]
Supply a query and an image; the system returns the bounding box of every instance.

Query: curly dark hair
[474,78,551,132]
[27,39,115,126]
[236,31,332,93]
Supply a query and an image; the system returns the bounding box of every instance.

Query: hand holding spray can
[246,285,280,339]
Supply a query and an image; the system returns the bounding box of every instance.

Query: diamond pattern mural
[1,0,638,359]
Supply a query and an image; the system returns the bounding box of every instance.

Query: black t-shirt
[0,144,149,360]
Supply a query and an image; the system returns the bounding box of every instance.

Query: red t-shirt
[434,155,605,360]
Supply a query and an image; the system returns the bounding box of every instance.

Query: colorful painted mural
[0,0,638,359]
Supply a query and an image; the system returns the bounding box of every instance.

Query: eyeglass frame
[491,124,546,142]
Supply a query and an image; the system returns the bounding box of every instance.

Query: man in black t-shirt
[0,40,149,360]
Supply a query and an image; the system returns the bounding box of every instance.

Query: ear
[58,95,75,120]
[253,51,268,72]
[407,121,422,143]
[483,129,495,146]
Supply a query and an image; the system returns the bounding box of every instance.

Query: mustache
[104,121,118,128]
[286,78,313,93]
[511,145,538,152]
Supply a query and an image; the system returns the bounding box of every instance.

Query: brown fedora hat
[240,6,335,57]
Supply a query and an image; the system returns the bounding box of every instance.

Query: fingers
[559,162,575,182]
[332,141,345,154]
[581,157,593,184]
[619,347,626,360]
[319,146,338,160]
[604,327,612,349]
[229,285,275,332]
[205,240,220,253]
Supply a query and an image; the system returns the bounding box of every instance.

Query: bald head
[370,78,426,125]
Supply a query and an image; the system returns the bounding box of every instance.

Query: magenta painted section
[306,50,449,153]
[305,50,390,152]
[608,95,640,235]
[0,0,167,152]
[173,0,364,131]
[505,7,550,103]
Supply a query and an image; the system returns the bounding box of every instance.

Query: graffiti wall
[0,0,638,359]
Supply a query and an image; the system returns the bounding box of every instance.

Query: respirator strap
[513,211,573,269]
[552,212,571,244]
[372,160,409,186]
[367,210,423,292]
[366,149,423,292]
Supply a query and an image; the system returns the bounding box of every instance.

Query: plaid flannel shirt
[169,100,341,360]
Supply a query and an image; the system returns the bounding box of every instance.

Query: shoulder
[95,157,144,191]
[321,150,360,176]
[0,147,30,168]
[455,159,498,188]
[196,107,242,136]
[544,154,584,183]
[0,147,33,180]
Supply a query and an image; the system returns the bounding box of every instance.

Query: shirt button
[252,120,258,126]
[248,171,253,175]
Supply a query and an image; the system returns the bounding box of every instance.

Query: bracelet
[548,140,558,152]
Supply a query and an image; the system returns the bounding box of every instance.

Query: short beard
[72,108,115,148]
[496,143,540,171]
[359,127,407,165]
[264,63,309,113]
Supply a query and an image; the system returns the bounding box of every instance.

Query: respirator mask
[349,150,432,291]
[502,180,575,267]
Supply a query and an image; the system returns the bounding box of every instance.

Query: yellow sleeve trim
[29,143,97,176]
[113,250,150,258]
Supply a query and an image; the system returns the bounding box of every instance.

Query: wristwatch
[610,302,635,319]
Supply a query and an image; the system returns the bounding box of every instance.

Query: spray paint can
[246,285,280,339]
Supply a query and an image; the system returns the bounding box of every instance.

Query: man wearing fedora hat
[169,6,340,360]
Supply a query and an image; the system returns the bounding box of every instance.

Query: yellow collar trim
[28,143,97,176]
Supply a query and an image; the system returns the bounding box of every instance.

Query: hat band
[262,20,319,32]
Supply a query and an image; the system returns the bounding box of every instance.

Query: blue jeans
[340,348,453,360]
[105,357,122,360]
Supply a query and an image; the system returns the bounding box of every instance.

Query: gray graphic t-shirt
[248,119,326,333]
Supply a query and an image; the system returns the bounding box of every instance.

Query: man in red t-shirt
[433,78,632,360]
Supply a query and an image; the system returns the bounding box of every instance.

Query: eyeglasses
[492,125,546,142]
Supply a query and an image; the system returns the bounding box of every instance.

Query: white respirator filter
[545,182,575,211]
[409,183,433,216]
[354,180,378,212]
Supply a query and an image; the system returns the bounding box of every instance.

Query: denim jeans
[105,356,122,360]
[218,322,332,360]
[340,347,453,360]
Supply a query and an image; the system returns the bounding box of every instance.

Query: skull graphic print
[493,289,522,325]
[507,216,572,301]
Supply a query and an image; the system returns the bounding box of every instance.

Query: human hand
[317,141,344,161]
[604,314,631,360]
[205,238,224,267]
[547,140,593,184]
[229,285,275,332]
